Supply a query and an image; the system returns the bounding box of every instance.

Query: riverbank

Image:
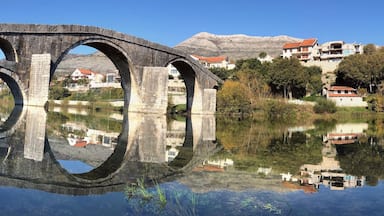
[48,99,124,112]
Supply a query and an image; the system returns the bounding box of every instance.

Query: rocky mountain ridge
[174,32,302,60]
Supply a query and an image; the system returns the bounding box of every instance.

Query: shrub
[217,80,252,114]
[313,98,336,114]
[264,100,296,122]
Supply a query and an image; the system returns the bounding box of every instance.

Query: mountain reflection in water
[0,106,384,215]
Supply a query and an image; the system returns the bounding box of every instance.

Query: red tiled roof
[328,133,360,137]
[328,93,359,97]
[282,181,317,193]
[300,38,317,47]
[283,38,317,49]
[329,86,356,91]
[330,140,356,145]
[79,68,95,75]
[283,42,301,49]
[192,55,227,63]
[74,140,87,148]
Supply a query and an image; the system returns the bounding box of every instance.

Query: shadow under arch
[167,116,194,169]
[0,67,25,106]
[51,38,132,109]
[0,37,17,62]
[168,59,196,114]
[0,68,25,137]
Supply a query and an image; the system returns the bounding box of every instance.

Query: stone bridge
[0,24,221,114]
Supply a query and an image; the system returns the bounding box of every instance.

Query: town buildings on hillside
[282,38,363,63]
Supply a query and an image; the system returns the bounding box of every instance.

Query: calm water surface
[0,105,383,216]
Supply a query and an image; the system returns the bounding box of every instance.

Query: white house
[326,86,367,107]
[70,68,104,83]
[191,55,235,70]
[282,38,318,62]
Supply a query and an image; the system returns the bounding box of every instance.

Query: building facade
[191,55,235,70]
[325,86,367,107]
[282,38,318,62]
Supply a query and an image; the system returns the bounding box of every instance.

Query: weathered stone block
[27,53,51,107]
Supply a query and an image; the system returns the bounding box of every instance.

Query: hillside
[55,51,116,76]
[174,32,302,60]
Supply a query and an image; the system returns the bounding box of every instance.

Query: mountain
[55,51,116,76]
[174,32,302,60]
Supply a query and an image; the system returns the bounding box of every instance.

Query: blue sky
[0,0,383,48]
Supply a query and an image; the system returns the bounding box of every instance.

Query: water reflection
[0,105,219,195]
[2,104,384,214]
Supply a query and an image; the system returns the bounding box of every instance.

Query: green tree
[235,58,263,71]
[258,51,267,59]
[268,58,307,99]
[337,52,384,92]
[305,66,323,95]
[209,67,234,80]
[49,85,71,100]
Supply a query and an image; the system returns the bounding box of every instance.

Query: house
[326,86,367,107]
[70,68,104,83]
[191,55,235,70]
[282,38,318,62]
[316,41,363,62]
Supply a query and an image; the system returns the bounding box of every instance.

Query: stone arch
[52,38,133,109]
[0,37,17,62]
[167,59,197,113]
[0,67,25,106]
[0,68,25,137]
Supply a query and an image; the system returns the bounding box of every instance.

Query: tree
[217,80,252,113]
[49,85,70,100]
[267,58,307,99]
[336,54,369,88]
[235,58,262,71]
[363,43,377,55]
[209,67,234,80]
[259,51,267,59]
[337,52,384,92]
[236,68,270,100]
[305,66,323,95]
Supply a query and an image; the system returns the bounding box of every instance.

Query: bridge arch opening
[48,40,131,176]
[50,39,132,108]
[167,60,196,114]
[0,69,24,134]
[0,38,17,62]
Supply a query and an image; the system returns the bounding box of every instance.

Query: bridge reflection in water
[0,106,219,195]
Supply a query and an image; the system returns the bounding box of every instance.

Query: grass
[302,95,324,102]
[125,178,167,207]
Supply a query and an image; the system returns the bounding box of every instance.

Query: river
[0,105,383,215]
